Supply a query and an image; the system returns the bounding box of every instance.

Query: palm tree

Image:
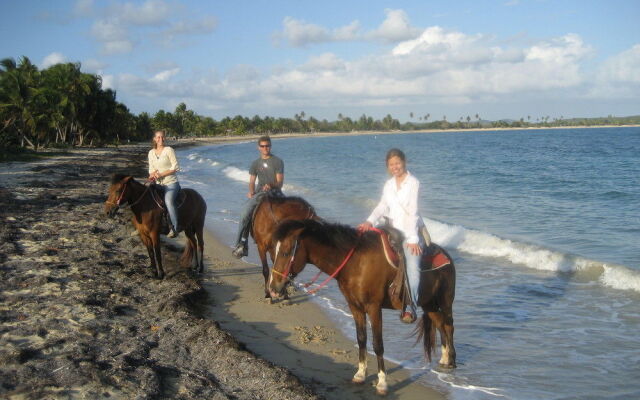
[0,56,42,148]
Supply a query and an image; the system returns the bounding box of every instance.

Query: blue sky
[1,0,639,122]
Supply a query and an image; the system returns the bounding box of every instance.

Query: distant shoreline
[172,124,640,148]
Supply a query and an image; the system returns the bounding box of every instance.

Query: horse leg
[196,227,205,273]
[258,244,271,299]
[349,306,368,385]
[150,231,164,279]
[368,306,388,395]
[428,311,452,367]
[440,305,456,368]
[140,233,157,275]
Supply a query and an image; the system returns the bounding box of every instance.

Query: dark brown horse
[104,174,207,279]
[268,219,456,396]
[250,194,319,298]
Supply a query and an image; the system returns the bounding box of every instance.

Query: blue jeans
[234,191,268,246]
[164,182,181,230]
[404,236,425,308]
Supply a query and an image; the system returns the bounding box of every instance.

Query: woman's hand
[406,242,422,256]
[357,221,373,233]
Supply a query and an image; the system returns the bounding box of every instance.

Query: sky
[1,0,639,122]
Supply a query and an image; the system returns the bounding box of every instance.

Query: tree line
[2,56,639,154]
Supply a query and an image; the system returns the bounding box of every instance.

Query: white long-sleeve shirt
[366,171,421,244]
[148,146,179,185]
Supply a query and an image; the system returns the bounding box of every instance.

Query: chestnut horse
[268,219,456,396]
[250,194,319,298]
[104,174,207,279]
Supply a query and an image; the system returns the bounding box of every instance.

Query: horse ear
[123,176,134,183]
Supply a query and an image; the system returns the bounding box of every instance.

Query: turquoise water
[178,127,640,399]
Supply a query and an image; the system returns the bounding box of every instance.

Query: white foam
[427,219,587,272]
[600,265,640,292]
[425,218,640,293]
[222,166,250,183]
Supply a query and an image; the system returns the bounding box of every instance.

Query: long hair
[152,130,166,149]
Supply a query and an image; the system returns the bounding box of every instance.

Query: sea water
[177,127,640,399]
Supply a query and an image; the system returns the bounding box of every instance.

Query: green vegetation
[2,56,639,155]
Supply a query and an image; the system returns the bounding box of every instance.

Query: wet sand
[0,144,443,399]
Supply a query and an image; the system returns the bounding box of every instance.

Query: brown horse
[250,194,319,298]
[104,174,207,279]
[268,219,456,396]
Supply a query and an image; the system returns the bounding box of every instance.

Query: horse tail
[414,314,435,362]
[180,239,195,268]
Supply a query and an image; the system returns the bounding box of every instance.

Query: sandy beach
[0,143,443,399]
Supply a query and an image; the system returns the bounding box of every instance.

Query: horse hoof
[376,387,388,396]
[438,362,456,369]
[351,376,365,385]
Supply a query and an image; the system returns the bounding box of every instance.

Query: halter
[271,240,299,280]
[106,180,154,209]
[272,233,359,295]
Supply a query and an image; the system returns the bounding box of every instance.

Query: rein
[275,233,360,295]
[307,245,356,294]
[106,181,154,210]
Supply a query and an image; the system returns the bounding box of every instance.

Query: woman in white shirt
[358,148,424,323]
[148,130,181,237]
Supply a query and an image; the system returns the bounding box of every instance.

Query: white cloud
[589,44,640,99]
[41,52,67,68]
[107,25,634,120]
[82,1,217,54]
[597,44,640,84]
[151,68,181,82]
[301,53,346,71]
[91,19,134,54]
[110,0,171,26]
[278,17,334,47]
[82,58,107,73]
[277,9,420,47]
[165,16,217,36]
[101,74,114,90]
[368,9,420,42]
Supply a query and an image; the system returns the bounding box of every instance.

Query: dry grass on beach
[0,146,319,399]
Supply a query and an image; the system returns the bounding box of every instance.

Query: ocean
[176,127,640,399]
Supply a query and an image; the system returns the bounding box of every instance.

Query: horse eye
[282,252,289,257]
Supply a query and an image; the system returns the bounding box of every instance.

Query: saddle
[249,189,285,228]
[376,221,451,312]
[150,184,186,233]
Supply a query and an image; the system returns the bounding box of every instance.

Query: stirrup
[400,311,416,324]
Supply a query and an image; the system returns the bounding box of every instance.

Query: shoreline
[170,123,640,148]
[0,144,443,399]
[198,229,444,400]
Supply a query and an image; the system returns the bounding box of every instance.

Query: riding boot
[167,223,179,238]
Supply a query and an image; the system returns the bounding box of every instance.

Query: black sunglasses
[259,144,271,148]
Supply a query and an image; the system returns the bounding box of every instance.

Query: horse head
[105,174,134,217]
[268,219,310,298]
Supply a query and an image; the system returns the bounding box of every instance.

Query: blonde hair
[152,130,166,149]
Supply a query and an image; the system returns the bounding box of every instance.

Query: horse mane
[268,194,315,208]
[274,219,379,253]
[111,173,132,184]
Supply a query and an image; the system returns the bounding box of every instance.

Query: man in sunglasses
[232,135,284,258]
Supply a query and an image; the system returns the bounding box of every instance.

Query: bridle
[271,240,299,280]
[271,232,359,295]
[106,180,154,210]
